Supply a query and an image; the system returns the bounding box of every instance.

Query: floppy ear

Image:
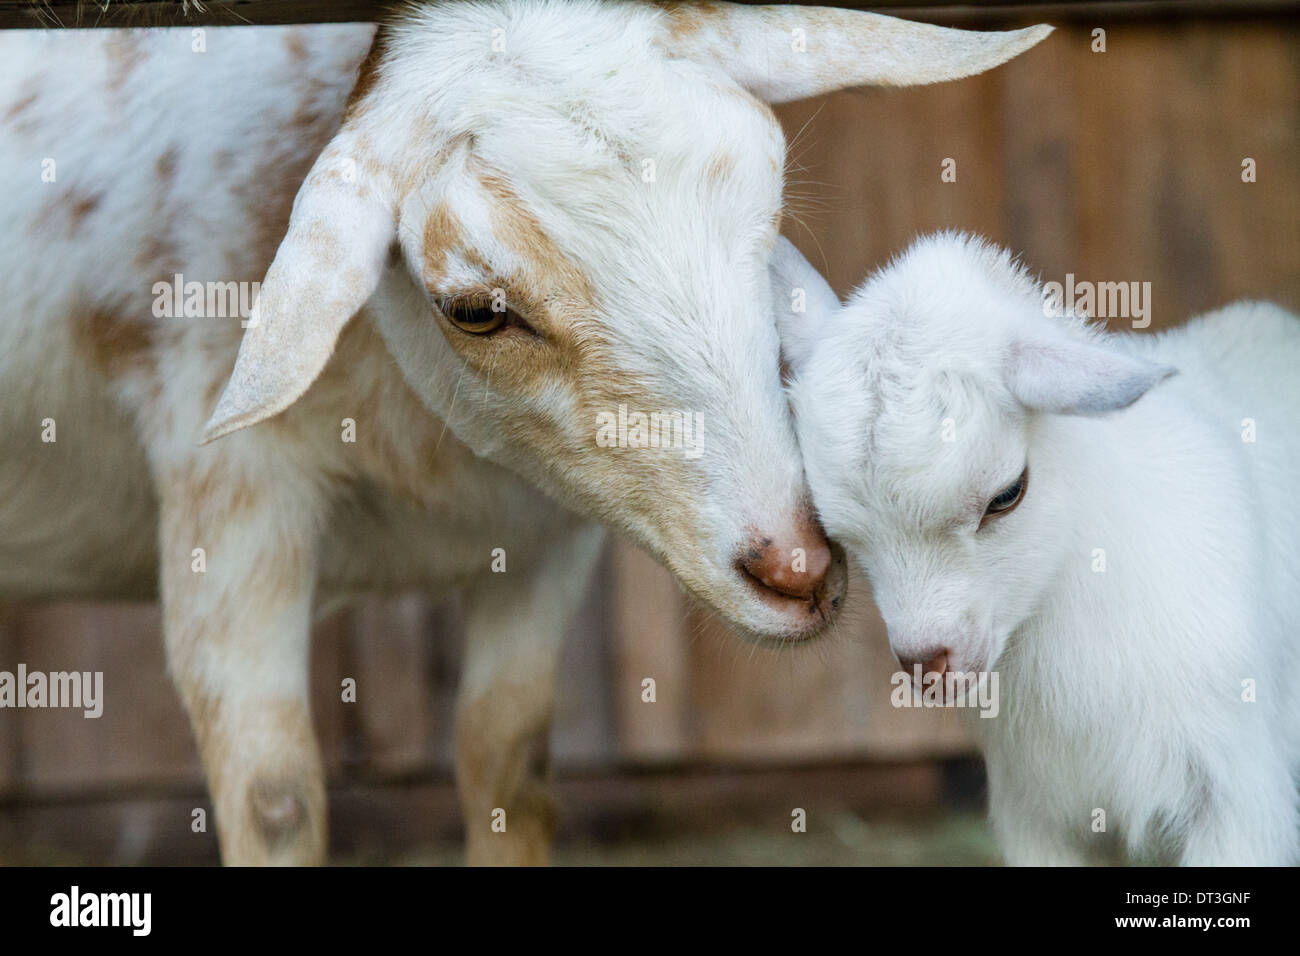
[200,133,397,444]
[664,5,1052,103]
[1005,335,1176,415]
[769,236,839,370]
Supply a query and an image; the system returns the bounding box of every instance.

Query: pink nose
[898,649,950,679]
[738,519,833,601]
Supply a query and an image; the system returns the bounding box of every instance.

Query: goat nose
[739,524,832,600]
[898,650,949,679]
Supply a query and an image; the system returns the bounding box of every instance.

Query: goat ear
[1005,336,1176,415]
[665,6,1052,104]
[200,135,396,444]
[769,236,838,370]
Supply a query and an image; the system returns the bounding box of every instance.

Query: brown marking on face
[413,162,715,552]
[75,304,154,379]
[213,149,235,173]
[406,167,718,583]
[474,163,595,309]
[421,200,467,282]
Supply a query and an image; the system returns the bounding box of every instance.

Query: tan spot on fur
[204,372,225,410]
[4,89,37,122]
[135,235,182,278]
[35,190,105,237]
[290,315,459,507]
[168,458,262,532]
[155,147,178,183]
[231,115,336,281]
[131,148,184,275]
[69,193,101,230]
[75,304,154,379]
[421,200,466,282]
[104,32,142,94]
[661,1,731,44]
[343,28,388,121]
[285,27,308,63]
[475,163,595,307]
[456,677,556,865]
[706,151,736,183]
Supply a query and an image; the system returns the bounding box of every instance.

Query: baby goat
[773,234,1300,865]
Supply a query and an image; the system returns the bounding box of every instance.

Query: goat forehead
[805,361,1020,524]
[389,0,784,167]
[463,86,783,223]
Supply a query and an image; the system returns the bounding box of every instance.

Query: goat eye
[982,466,1028,525]
[438,295,513,336]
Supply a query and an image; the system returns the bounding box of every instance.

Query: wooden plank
[1,0,1295,30]
[1068,22,1300,330]
[552,541,620,767]
[773,62,1012,300]
[12,602,201,794]
[344,595,439,776]
[610,540,691,763]
[307,603,352,776]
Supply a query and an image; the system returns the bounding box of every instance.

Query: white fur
[778,233,1300,865]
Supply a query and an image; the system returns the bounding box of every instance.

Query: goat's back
[0,25,373,598]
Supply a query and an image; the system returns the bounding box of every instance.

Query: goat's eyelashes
[437,295,536,338]
[980,465,1028,529]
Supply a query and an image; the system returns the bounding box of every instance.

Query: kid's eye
[980,465,1028,528]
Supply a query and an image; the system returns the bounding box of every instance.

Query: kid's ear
[769,236,840,371]
[1005,335,1176,414]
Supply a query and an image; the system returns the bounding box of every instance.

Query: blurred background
[1,0,1297,864]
